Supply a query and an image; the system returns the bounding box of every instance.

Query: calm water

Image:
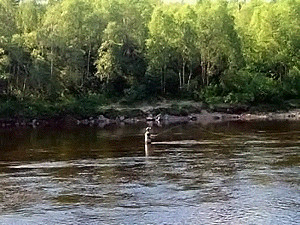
[0,121,299,224]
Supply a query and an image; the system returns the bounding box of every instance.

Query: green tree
[147,5,176,94]
[40,0,104,97]
[236,0,299,79]
[0,0,17,97]
[195,0,244,87]
[0,0,17,40]
[95,0,156,97]
[16,0,41,34]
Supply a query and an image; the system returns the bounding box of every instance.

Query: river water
[0,121,299,224]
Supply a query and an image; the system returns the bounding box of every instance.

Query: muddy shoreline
[1,103,299,129]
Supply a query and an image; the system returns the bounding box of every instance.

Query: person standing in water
[145,127,152,144]
[145,127,152,156]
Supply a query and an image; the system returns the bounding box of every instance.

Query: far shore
[0,102,299,129]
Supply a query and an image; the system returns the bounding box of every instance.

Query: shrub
[221,70,281,104]
[282,66,300,99]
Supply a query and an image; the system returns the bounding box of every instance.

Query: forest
[0,0,299,118]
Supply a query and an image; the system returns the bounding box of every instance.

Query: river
[0,121,299,224]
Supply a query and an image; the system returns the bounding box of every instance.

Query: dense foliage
[0,0,299,112]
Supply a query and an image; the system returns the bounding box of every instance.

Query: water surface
[0,121,299,224]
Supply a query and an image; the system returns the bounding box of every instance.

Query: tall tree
[236,0,299,80]
[0,0,17,39]
[195,0,244,87]
[41,0,104,96]
[95,0,156,95]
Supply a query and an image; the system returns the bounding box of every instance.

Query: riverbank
[0,100,299,128]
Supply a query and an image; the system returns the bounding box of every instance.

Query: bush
[221,70,281,104]
[201,84,224,104]
[282,66,300,99]
[123,84,148,104]
[0,100,23,118]
[57,94,107,117]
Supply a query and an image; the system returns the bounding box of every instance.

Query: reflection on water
[0,121,299,224]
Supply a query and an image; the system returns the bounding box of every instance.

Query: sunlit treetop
[163,0,197,3]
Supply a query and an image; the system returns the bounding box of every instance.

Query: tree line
[0,0,299,107]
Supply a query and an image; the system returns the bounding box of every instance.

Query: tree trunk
[17,66,20,91]
[206,61,211,86]
[163,64,166,94]
[85,37,92,87]
[160,67,163,94]
[50,24,54,79]
[22,77,27,98]
[182,61,186,88]
[179,71,182,90]
[201,61,205,86]
[50,46,53,79]
[187,67,192,90]
[87,44,91,76]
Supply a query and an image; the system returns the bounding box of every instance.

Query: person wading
[145,127,152,156]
